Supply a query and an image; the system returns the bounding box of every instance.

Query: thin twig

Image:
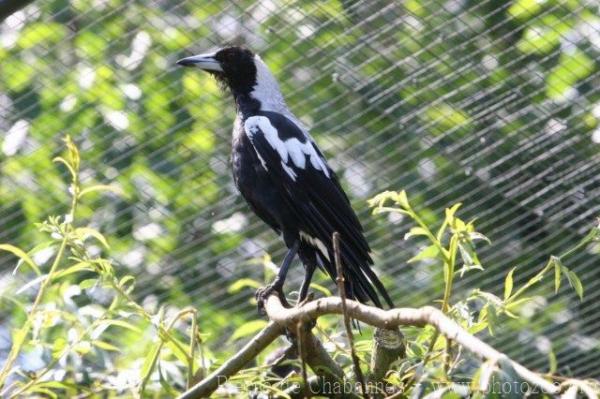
[139,308,197,396]
[333,232,368,398]
[296,322,310,399]
[188,311,198,389]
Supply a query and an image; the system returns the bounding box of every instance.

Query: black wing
[244,111,393,308]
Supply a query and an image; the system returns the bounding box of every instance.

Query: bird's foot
[255,284,290,313]
[296,292,314,307]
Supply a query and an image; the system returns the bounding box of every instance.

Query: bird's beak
[176,52,223,72]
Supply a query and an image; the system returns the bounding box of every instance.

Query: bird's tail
[334,239,395,309]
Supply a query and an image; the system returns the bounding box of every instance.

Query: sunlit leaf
[75,227,110,249]
[504,267,516,300]
[78,184,124,199]
[408,245,439,263]
[164,335,190,365]
[93,340,121,352]
[74,341,92,355]
[53,262,94,280]
[547,50,594,101]
[487,305,497,336]
[140,340,162,388]
[79,278,98,290]
[228,278,261,293]
[230,320,268,342]
[404,226,428,240]
[16,274,47,295]
[396,190,410,209]
[52,337,67,359]
[97,319,142,334]
[553,256,562,294]
[563,267,584,301]
[1,244,41,276]
[508,0,542,21]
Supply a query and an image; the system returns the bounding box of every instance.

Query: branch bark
[178,296,560,398]
[177,321,284,399]
[368,327,405,393]
[263,296,560,395]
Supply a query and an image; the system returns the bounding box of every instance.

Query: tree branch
[177,321,284,399]
[264,296,560,395]
[179,295,561,398]
[368,327,405,392]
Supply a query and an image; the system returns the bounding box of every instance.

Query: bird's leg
[256,240,299,312]
[298,263,316,305]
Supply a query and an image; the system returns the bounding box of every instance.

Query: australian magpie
[177,46,394,309]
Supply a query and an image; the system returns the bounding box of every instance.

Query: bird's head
[177,46,259,94]
[177,46,285,111]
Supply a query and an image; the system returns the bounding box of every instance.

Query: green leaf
[119,275,136,293]
[93,340,121,352]
[563,267,584,301]
[504,267,516,300]
[548,347,557,374]
[16,274,47,295]
[457,263,484,277]
[140,340,162,387]
[79,278,98,290]
[445,203,462,222]
[404,226,428,240]
[505,296,533,311]
[457,241,481,267]
[408,245,439,263]
[230,320,268,341]
[443,260,450,285]
[78,184,124,199]
[469,232,491,244]
[487,305,498,336]
[158,362,181,397]
[547,50,594,100]
[53,261,94,280]
[1,244,41,276]
[53,156,76,181]
[164,335,190,365]
[52,337,67,359]
[517,17,568,55]
[508,0,542,21]
[396,190,410,209]
[552,256,562,294]
[74,341,92,355]
[309,283,333,297]
[98,319,142,334]
[228,278,261,293]
[27,387,58,399]
[18,22,67,48]
[74,227,110,249]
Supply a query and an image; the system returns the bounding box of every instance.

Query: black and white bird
[177,46,393,309]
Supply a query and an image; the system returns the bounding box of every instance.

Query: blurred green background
[1,0,599,384]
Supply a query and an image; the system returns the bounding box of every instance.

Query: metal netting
[1,0,599,378]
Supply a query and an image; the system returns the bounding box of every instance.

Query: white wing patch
[244,116,330,180]
[300,231,330,261]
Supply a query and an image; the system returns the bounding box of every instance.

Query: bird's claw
[255,284,290,313]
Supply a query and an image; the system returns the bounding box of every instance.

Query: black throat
[234,92,261,119]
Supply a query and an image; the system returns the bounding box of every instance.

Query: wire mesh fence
[1,0,599,379]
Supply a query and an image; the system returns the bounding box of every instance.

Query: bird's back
[234,109,394,308]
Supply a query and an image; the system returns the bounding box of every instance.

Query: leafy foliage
[0,138,201,397]
[1,0,600,396]
[0,140,598,397]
